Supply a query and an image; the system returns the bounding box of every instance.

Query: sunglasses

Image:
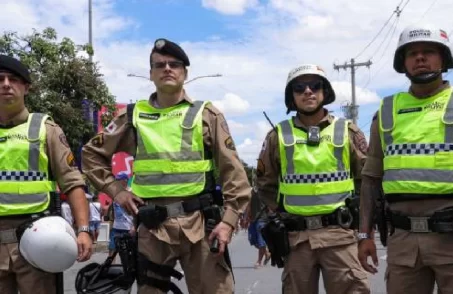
[292,81,323,93]
[151,61,184,69]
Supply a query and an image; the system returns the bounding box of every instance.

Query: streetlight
[126,73,223,84]
[185,74,222,84]
[127,73,149,81]
[88,0,93,62]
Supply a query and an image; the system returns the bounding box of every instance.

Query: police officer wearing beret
[82,39,251,293]
[0,55,92,294]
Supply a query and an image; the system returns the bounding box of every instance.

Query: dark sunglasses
[292,81,323,93]
[151,61,184,69]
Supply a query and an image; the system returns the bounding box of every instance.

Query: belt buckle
[305,216,323,230]
[409,217,430,233]
[166,202,185,218]
[0,229,17,244]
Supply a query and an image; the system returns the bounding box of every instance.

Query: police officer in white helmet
[256,64,370,293]
[358,24,453,294]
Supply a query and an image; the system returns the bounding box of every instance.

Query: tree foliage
[0,27,117,163]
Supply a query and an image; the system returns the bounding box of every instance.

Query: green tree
[0,27,117,163]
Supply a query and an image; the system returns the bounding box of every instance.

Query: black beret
[151,38,190,66]
[0,55,31,83]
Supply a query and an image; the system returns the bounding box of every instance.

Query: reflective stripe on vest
[131,100,213,197]
[0,113,55,216]
[379,88,453,195]
[278,117,354,216]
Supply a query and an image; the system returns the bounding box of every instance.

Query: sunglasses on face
[292,81,323,93]
[151,61,184,69]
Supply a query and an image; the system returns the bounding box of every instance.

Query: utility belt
[261,206,355,269]
[138,193,214,230]
[284,207,354,232]
[390,208,453,233]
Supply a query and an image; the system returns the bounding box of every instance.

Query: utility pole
[88,0,93,63]
[334,59,372,124]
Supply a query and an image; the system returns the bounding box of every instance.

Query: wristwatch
[357,232,371,241]
[77,225,90,236]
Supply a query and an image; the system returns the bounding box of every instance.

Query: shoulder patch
[66,152,77,167]
[59,133,70,148]
[352,131,368,154]
[224,136,236,151]
[91,133,104,147]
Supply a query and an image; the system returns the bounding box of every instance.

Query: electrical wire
[354,0,405,59]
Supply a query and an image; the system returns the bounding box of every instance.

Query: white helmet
[393,25,453,73]
[284,64,335,113]
[19,216,78,273]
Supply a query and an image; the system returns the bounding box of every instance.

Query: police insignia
[224,136,236,151]
[66,152,76,167]
[155,39,165,49]
[353,133,368,154]
[59,134,70,148]
[91,133,104,147]
[220,119,230,135]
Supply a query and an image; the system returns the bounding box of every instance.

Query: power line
[354,0,405,59]
[417,0,438,22]
[362,17,400,88]
[368,16,400,62]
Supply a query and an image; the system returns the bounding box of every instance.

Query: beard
[297,102,324,116]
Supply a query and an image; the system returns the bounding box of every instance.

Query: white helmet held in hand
[19,216,78,273]
[393,24,453,73]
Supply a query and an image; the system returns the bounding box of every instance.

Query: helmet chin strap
[405,69,442,84]
[297,103,324,116]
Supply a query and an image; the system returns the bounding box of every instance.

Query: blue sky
[2,0,453,165]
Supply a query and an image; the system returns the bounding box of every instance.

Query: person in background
[108,173,135,262]
[87,192,101,244]
[245,188,271,269]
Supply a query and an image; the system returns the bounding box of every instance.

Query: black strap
[391,213,453,233]
[127,103,135,125]
[137,252,183,294]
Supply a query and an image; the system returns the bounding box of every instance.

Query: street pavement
[65,231,390,293]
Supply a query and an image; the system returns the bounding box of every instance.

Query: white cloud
[202,0,259,15]
[212,93,250,116]
[236,137,262,165]
[331,81,381,105]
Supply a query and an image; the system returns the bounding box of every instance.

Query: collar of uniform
[408,80,450,98]
[0,107,29,128]
[292,109,331,130]
[148,91,194,108]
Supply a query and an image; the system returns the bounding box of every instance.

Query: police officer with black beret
[0,55,92,293]
[82,38,251,293]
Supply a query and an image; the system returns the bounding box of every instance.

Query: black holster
[137,253,184,294]
[261,215,290,268]
[138,204,168,230]
[374,196,393,247]
[345,196,360,230]
[202,205,222,253]
[115,233,137,283]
